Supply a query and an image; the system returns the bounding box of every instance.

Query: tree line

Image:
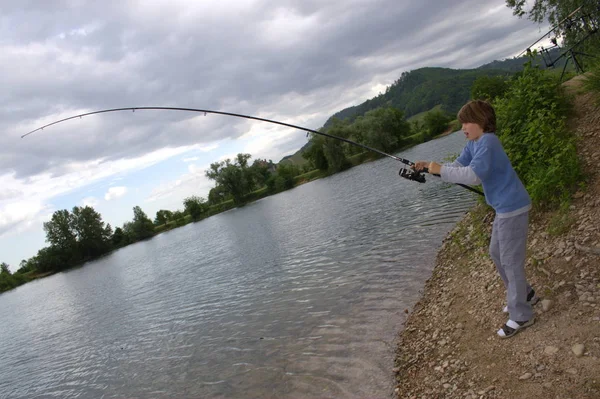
[0,156,310,292]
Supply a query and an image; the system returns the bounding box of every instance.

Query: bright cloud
[105,187,127,201]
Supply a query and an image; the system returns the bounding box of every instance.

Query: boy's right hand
[413,161,430,171]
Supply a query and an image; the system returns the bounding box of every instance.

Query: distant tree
[423,110,453,139]
[248,159,272,187]
[1,262,10,274]
[131,206,155,240]
[205,153,257,205]
[267,163,301,192]
[154,210,173,226]
[16,259,34,274]
[43,210,77,254]
[112,227,126,247]
[208,185,229,205]
[323,137,350,173]
[71,206,111,258]
[354,107,412,152]
[471,75,509,101]
[183,196,209,221]
[302,134,329,171]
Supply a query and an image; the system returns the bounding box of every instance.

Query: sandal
[503,289,540,313]
[497,319,535,339]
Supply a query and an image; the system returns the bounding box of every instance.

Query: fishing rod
[23,106,484,196]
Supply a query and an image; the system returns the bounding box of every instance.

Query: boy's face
[461,122,484,141]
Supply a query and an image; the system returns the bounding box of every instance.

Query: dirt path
[393,76,600,399]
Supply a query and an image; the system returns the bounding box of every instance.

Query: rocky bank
[393,76,600,399]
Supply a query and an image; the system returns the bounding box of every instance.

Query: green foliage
[154,209,173,226]
[582,59,600,104]
[72,206,111,258]
[353,107,412,152]
[302,134,329,171]
[205,153,259,205]
[207,185,230,205]
[266,163,301,193]
[423,110,453,137]
[131,206,155,240]
[471,75,510,101]
[325,68,520,127]
[506,1,599,39]
[183,196,209,221]
[494,61,582,207]
[43,209,77,254]
[112,227,126,247]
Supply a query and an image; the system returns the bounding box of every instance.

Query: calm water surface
[0,132,476,399]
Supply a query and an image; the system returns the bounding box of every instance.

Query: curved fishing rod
[23,106,483,196]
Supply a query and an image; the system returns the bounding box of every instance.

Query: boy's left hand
[428,162,442,175]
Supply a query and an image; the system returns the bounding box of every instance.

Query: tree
[154,210,173,226]
[112,227,126,247]
[267,163,301,192]
[71,206,111,258]
[423,110,453,139]
[131,206,155,240]
[1,262,10,274]
[354,107,412,152]
[471,75,510,101]
[323,137,350,173]
[208,185,229,205]
[248,159,272,188]
[205,153,257,205]
[302,134,329,171]
[183,196,209,221]
[505,0,600,51]
[43,210,77,253]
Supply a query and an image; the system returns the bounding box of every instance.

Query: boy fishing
[414,100,538,338]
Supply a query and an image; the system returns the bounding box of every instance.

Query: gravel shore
[393,77,600,399]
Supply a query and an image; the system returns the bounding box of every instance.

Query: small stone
[536,364,546,371]
[443,383,452,389]
[572,344,585,357]
[542,299,554,312]
[542,382,553,389]
[544,346,559,355]
[477,386,495,395]
[566,368,578,375]
[519,372,533,380]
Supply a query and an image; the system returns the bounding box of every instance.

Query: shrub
[494,61,582,208]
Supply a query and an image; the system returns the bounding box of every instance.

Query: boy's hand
[413,161,430,171]
[428,162,442,175]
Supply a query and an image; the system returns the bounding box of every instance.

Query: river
[0,132,476,399]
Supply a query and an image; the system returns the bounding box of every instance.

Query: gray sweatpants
[489,212,534,322]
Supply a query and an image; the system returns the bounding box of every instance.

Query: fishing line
[22,106,483,196]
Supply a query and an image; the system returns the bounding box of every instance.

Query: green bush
[494,62,582,208]
[582,59,600,105]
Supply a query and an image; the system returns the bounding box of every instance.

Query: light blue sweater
[441,133,531,216]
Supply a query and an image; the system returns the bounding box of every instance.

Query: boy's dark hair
[457,100,496,132]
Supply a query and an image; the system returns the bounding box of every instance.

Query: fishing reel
[399,167,426,183]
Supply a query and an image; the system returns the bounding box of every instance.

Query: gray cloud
[1,0,544,179]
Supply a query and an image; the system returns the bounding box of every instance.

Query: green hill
[277,50,565,163]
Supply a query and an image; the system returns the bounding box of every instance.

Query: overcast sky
[0,0,548,269]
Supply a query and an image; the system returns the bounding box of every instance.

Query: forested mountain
[323,67,508,128]
[322,49,564,129]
